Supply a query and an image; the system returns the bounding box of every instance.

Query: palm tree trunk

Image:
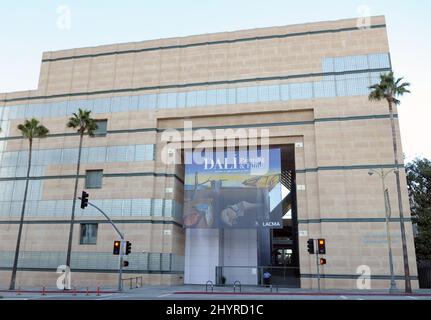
[9,139,33,290]
[65,132,84,287]
[388,100,412,293]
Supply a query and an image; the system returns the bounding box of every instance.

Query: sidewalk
[169,284,431,296]
[1,285,431,299]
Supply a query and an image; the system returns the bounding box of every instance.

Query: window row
[0,198,183,219]
[0,180,43,202]
[0,251,184,272]
[0,170,108,195]
[322,53,390,73]
[0,68,388,124]
[0,144,155,170]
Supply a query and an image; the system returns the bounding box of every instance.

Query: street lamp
[368,168,398,293]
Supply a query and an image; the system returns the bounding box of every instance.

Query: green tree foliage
[406,158,431,260]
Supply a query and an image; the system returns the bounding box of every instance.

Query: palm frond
[369,72,410,105]
[17,118,50,140]
[66,108,98,136]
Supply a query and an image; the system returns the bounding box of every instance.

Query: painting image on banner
[183,148,283,229]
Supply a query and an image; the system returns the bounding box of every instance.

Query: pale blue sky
[0,1,429,161]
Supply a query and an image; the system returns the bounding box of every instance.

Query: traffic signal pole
[315,240,321,292]
[79,198,125,292]
[308,238,325,291]
[118,241,124,292]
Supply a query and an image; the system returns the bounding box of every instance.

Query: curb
[173,291,431,297]
[0,289,118,295]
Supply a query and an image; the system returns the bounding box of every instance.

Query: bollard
[42,286,46,296]
[97,286,101,296]
[17,287,21,296]
[73,286,77,296]
[86,287,89,296]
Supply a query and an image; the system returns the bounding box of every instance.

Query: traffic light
[307,239,315,254]
[125,241,132,255]
[318,239,326,254]
[80,191,89,209]
[113,240,121,255]
[320,258,327,265]
[123,260,129,267]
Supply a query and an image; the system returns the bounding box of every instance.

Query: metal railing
[122,276,143,290]
[216,266,300,287]
[269,285,279,293]
[205,281,214,293]
[233,280,242,292]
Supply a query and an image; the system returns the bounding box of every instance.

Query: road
[1,285,431,300]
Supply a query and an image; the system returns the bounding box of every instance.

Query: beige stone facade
[0,16,418,290]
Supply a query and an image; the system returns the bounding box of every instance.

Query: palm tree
[369,72,412,293]
[65,109,98,285]
[9,118,49,290]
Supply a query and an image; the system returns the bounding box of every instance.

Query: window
[280,84,290,101]
[88,146,107,163]
[259,85,270,102]
[216,89,227,105]
[290,82,313,100]
[152,199,164,216]
[93,98,111,114]
[236,87,248,104]
[314,76,336,98]
[129,96,139,111]
[80,223,98,245]
[247,86,258,103]
[135,144,154,161]
[196,90,207,106]
[368,53,390,69]
[354,55,368,70]
[267,85,280,101]
[158,92,168,109]
[322,57,334,73]
[138,94,150,110]
[110,97,123,113]
[167,92,177,108]
[177,92,186,108]
[186,91,197,108]
[94,120,108,136]
[227,88,236,104]
[85,170,103,189]
[207,90,217,106]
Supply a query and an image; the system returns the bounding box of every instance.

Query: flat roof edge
[41,15,387,62]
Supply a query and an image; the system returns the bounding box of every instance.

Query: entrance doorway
[260,144,300,287]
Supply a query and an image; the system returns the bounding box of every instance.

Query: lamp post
[368,168,398,293]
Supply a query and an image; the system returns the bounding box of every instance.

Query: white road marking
[408,296,418,300]
[96,294,115,300]
[29,295,59,300]
[340,295,348,300]
[158,293,172,298]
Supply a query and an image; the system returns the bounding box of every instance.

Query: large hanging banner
[183,148,283,229]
